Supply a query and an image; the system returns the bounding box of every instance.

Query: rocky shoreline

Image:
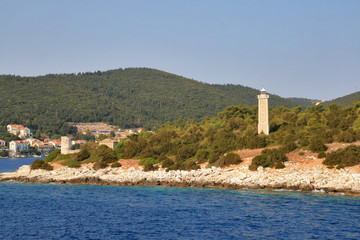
[1,163,360,194]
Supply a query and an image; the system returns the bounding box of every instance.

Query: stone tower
[61,136,72,155]
[257,88,269,135]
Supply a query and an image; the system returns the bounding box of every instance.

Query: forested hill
[328,91,360,107]
[0,68,331,136]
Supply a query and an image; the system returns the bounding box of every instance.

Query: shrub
[139,158,160,166]
[249,148,288,170]
[337,130,356,143]
[61,158,81,168]
[76,148,90,161]
[161,158,174,168]
[71,143,81,150]
[208,150,220,164]
[183,159,201,170]
[195,149,209,164]
[299,151,305,156]
[275,162,285,169]
[31,159,53,171]
[93,161,108,169]
[281,142,298,153]
[318,152,326,158]
[143,162,158,172]
[44,149,60,162]
[97,144,112,156]
[300,138,310,147]
[214,153,242,167]
[0,151,9,157]
[251,155,274,169]
[102,153,118,164]
[67,161,81,168]
[248,164,258,171]
[111,162,122,168]
[323,145,360,168]
[309,138,328,153]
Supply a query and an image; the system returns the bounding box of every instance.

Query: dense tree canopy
[1,68,358,138]
[0,68,309,137]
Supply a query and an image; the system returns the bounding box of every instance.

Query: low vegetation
[31,159,53,171]
[212,153,242,168]
[44,142,118,169]
[113,102,360,171]
[40,101,360,171]
[323,145,360,169]
[44,149,60,162]
[249,148,288,171]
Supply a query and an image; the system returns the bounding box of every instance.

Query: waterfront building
[9,140,29,152]
[35,142,55,155]
[50,139,61,148]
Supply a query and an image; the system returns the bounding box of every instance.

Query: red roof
[9,124,24,128]
[12,140,27,143]
[0,139,5,142]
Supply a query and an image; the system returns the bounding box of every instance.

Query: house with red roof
[35,142,54,154]
[50,140,61,148]
[7,124,32,138]
[9,140,29,153]
[0,139,5,147]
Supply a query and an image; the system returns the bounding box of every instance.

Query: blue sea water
[0,157,44,173]
[0,158,360,240]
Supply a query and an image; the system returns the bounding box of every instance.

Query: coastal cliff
[1,160,359,194]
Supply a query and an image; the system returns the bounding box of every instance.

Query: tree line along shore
[26,102,360,172]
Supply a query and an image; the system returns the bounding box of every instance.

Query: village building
[9,140,29,153]
[35,142,54,155]
[7,124,32,139]
[0,139,6,149]
[99,139,118,150]
[71,140,86,145]
[25,138,42,147]
[50,139,61,148]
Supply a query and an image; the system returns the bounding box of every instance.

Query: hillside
[2,68,358,137]
[286,97,317,107]
[328,91,360,107]
[0,68,301,136]
[212,84,302,108]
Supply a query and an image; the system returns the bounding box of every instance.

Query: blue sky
[1,0,359,100]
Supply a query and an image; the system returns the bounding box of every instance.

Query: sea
[0,158,359,240]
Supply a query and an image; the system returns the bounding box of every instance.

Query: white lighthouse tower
[257,88,269,135]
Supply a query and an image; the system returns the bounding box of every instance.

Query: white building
[9,140,29,152]
[71,140,86,145]
[7,124,32,139]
